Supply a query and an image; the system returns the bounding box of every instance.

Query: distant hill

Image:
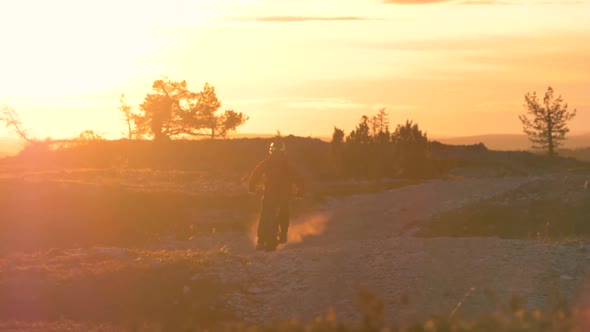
[560,147,590,162]
[228,132,331,141]
[227,133,278,139]
[433,133,590,151]
[2,132,587,157]
[233,132,588,149]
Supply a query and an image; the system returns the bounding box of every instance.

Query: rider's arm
[287,161,305,195]
[248,159,269,192]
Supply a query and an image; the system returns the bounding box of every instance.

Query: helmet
[269,141,286,155]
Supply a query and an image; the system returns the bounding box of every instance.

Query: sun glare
[0,1,220,98]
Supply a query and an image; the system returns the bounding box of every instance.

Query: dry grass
[0,174,259,254]
[415,175,590,239]
[0,295,586,331]
[0,164,418,255]
[0,320,126,332]
[561,148,590,163]
[0,248,237,331]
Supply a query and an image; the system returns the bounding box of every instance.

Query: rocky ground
[168,174,590,325]
[2,172,589,329]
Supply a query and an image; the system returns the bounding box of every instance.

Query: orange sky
[1,0,589,140]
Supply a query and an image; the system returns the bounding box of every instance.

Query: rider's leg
[256,197,270,250]
[266,206,280,251]
[277,200,290,244]
[260,196,280,251]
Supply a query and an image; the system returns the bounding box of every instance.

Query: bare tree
[0,107,34,142]
[371,108,389,136]
[118,94,134,139]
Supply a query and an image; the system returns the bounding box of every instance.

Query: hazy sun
[0,1,222,101]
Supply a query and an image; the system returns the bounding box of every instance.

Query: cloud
[224,16,377,22]
[383,0,584,4]
[280,98,366,109]
[471,0,585,3]
[348,31,590,52]
[227,97,368,109]
[350,36,523,52]
[473,101,522,108]
[8,100,117,108]
[382,0,451,4]
[458,0,510,4]
[381,104,424,110]
[455,51,590,81]
[226,97,423,114]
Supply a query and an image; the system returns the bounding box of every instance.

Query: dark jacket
[248,155,304,200]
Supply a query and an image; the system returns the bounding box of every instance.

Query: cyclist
[248,140,305,251]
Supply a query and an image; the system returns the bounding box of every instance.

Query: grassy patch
[418,200,590,239]
[0,178,258,253]
[0,249,235,331]
[0,295,583,332]
[0,171,417,254]
[415,176,590,239]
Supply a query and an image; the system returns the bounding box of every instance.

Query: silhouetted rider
[248,141,304,251]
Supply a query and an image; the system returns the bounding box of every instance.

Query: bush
[332,112,438,179]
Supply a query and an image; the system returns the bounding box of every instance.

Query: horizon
[1,0,589,140]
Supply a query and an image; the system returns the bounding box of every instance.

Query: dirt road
[188,176,590,324]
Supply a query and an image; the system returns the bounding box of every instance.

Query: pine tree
[519,86,577,157]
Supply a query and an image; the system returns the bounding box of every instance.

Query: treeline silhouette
[4,136,335,179]
[332,109,442,179]
[1,109,449,180]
